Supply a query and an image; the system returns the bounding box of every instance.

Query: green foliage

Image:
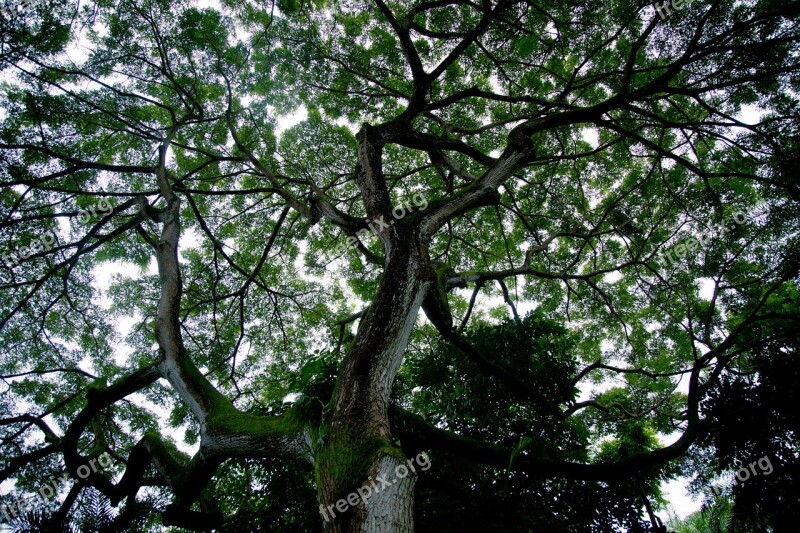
[1,0,798,530]
[685,283,800,531]
[397,313,660,531]
[72,488,114,533]
[403,312,582,447]
[668,495,734,533]
[214,458,321,532]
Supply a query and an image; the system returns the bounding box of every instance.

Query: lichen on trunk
[316,240,429,531]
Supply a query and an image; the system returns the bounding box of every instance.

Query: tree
[1,0,799,531]
[667,494,733,533]
[685,284,800,532]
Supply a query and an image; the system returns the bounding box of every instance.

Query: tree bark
[317,237,430,532]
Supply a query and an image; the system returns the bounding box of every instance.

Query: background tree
[680,284,800,532]
[1,0,799,531]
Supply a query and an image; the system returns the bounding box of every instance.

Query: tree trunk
[316,240,430,532]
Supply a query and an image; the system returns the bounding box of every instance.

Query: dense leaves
[1,0,799,530]
[401,314,662,532]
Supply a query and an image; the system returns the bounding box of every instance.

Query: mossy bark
[316,238,429,532]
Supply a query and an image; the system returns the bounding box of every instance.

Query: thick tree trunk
[316,240,430,532]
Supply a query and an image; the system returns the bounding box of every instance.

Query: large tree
[1,0,799,531]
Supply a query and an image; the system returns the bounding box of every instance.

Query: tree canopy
[1,0,799,531]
